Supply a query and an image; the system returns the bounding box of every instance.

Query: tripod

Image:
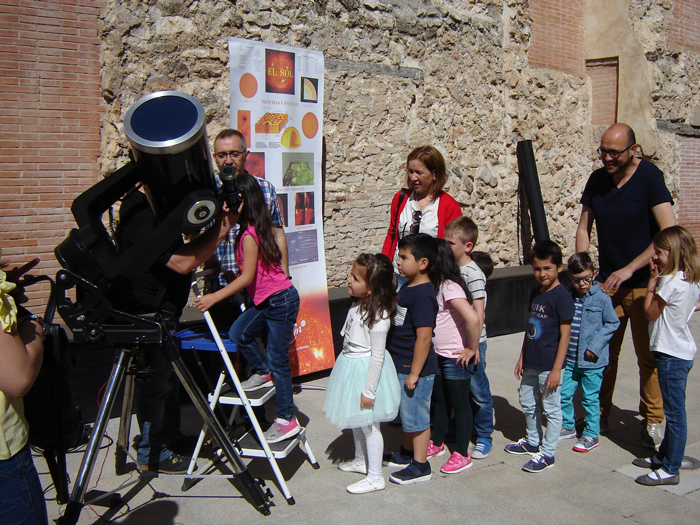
[53,269,272,524]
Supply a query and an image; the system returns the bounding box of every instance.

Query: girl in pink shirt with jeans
[426,239,481,473]
[195,174,300,444]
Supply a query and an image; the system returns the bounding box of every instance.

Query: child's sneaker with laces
[471,439,492,459]
[504,438,539,455]
[572,435,599,452]
[240,373,273,391]
[440,451,472,474]
[427,440,446,458]
[263,417,300,444]
[522,452,555,473]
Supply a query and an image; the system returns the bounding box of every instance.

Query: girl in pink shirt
[195,174,300,444]
[426,239,480,474]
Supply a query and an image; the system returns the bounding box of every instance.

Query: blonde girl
[635,226,700,486]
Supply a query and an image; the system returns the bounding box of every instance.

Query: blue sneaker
[522,453,555,473]
[471,439,492,459]
[504,438,539,455]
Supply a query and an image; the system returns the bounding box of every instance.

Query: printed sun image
[239,72,258,98]
[288,293,335,376]
[255,113,288,134]
[283,161,313,186]
[281,126,301,149]
[300,77,318,103]
[265,49,295,95]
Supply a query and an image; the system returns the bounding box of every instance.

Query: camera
[219,165,243,212]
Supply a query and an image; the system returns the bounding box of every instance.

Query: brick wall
[528,0,585,75]
[669,0,700,52]
[586,58,619,125]
[678,136,700,242]
[0,0,103,309]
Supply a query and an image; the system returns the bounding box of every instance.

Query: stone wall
[629,0,700,210]
[99,0,594,287]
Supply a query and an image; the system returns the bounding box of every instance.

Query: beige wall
[585,0,657,153]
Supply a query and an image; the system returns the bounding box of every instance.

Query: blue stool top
[174,326,237,353]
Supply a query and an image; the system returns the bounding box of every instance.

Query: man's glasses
[409,211,422,235]
[597,144,634,160]
[571,275,594,284]
[215,150,245,160]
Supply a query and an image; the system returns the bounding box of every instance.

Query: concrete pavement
[41,315,700,524]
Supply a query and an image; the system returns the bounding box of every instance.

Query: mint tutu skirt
[323,351,401,429]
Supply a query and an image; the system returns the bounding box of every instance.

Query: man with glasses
[575,123,676,449]
[206,129,288,327]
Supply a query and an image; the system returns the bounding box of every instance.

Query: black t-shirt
[581,160,673,288]
[524,284,574,371]
[387,281,438,377]
[108,189,191,323]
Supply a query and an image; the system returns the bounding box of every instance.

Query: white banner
[228,37,334,376]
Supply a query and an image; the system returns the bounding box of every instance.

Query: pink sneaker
[427,440,446,458]
[263,417,300,444]
[440,451,472,474]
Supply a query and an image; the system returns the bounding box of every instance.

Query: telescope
[50,91,272,523]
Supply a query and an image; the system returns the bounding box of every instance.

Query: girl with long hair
[426,239,480,474]
[635,225,700,486]
[195,174,301,444]
[323,253,401,494]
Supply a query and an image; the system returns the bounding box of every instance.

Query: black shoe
[139,452,194,475]
[170,435,201,456]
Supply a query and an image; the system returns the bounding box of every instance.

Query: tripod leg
[58,348,130,525]
[167,349,271,515]
[115,364,135,475]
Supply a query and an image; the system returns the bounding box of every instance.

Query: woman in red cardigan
[381,146,462,273]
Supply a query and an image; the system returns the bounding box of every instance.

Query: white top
[460,261,488,342]
[341,302,391,399]
[649,271,700,360]
[392,193,441,269]
[433,280,470,358]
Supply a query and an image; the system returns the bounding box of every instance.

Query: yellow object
[281,126,301,149]
[0,268,18,333]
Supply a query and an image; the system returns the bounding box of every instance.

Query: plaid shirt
[208,170,284,290]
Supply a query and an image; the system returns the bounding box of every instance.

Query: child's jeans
[470,340,494,442]
[519,368,562,457]
[229,286,300,422]
[654,352,693,476]
[560,361,604,439]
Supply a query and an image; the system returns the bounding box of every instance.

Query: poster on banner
[228,37,334,377]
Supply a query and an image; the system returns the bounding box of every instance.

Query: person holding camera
[1,255,48,524]
[205,129,288,328]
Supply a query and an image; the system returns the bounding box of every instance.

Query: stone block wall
[629,0,700,230]
[99,0,592,287]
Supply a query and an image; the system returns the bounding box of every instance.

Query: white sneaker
[347,477,385,494]
[338,460,367,474]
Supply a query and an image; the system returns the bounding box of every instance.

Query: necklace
[415,194,433,211]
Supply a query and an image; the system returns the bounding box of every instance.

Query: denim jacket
[571,282,620,369]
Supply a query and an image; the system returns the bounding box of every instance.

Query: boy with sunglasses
[559,253,620,452]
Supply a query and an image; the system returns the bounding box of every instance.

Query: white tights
[351,422,383,483]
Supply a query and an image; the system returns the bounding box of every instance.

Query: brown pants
[599,287,664,424]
